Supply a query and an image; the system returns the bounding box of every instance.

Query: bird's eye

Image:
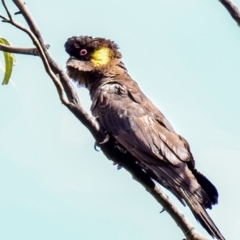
[80,49,88,56]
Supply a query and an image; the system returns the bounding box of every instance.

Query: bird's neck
[88,60,129,92]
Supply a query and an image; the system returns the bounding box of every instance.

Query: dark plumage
[64,36,225,240]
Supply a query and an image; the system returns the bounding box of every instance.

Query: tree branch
[219,0,240,25]
[147,185,209,240]
[2,0,12,21]
[0,1,212,239]
[0,43,50,56]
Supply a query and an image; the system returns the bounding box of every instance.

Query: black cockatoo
[64,36,225,240]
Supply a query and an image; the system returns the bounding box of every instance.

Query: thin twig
[0,13,8,21]
[1,0,12,21]
[11,0,99,136]
[13,0,49,54]
[12,0,81,105]
[0,43,49,55]
[1,9,70,106]
[15,24,70,105]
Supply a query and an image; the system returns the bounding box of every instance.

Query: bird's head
[64,36,123,87]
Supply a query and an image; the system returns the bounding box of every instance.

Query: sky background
[0,0,240,239]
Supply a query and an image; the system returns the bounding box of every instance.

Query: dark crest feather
[64,36,122,59]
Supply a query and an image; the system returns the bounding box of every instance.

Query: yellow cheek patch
[91,47,111,66]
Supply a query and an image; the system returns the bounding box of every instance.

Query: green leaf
[0,38,15,85]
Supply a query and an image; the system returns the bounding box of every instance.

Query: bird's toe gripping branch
[94,132,110,151]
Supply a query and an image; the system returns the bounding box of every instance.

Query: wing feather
[90,80,224,239]
[91,81,191,165]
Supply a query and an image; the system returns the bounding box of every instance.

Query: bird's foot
[94,133,110,151]
[98,133,110,144]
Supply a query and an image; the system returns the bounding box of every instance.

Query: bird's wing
[91,79,207,204]
[91,80,192,167]
[91,81,226,239]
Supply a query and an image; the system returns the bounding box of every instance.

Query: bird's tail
[144,163,225,240]
[179,188,225,240]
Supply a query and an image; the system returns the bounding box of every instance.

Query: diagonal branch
[6,18,71,106]
[2,0,12,21]
[0,43,50,55]
[12,0,81,105]
[219,0,240,25]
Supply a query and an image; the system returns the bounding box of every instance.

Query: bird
[64,35,225,240]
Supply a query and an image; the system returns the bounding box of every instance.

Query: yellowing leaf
[0,38,15,85]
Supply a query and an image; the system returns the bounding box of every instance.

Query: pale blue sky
[1,0,240,239]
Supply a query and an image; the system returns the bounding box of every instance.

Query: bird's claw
[94,133,110,151]
[94,141,100,151]
[99,133,110,145]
